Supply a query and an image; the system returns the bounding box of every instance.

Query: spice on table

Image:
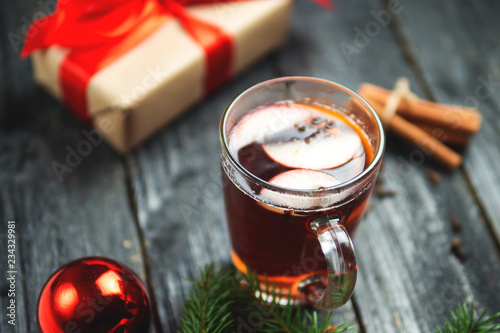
[451,237,467,261]
[374,186,397,198]
[374,177,397,198]
[426,168,442,184]
[450,214,463,232]
[358,78,482,170]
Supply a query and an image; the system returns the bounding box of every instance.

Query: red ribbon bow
[22,0,234,121]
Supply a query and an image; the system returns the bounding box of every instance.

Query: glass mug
[219,77,385,309]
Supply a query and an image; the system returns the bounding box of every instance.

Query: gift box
[23,0,292,153]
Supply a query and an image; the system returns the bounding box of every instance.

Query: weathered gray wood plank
[392,0,500,251]
[355,163,500,332]
[276,0,500,331]
[0,2,149,332]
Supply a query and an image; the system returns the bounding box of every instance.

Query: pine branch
[433,302,500,333]
[179,264,236,333]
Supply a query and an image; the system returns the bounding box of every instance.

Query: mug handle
[299,213,357,310]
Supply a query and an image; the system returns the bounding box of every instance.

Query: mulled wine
[223,102,374,298]
[220,77,384,308]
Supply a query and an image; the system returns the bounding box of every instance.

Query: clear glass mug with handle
[219,77,385,309]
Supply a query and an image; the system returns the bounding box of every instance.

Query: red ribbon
[21,0,234,121]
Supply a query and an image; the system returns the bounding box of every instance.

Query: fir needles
[433,302,500,333]
[179,264,235,333]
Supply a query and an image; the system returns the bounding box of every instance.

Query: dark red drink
[222,102,375,300]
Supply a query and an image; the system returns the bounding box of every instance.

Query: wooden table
[1,0,500,332]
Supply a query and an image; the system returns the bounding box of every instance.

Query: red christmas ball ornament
[37,257,151,333]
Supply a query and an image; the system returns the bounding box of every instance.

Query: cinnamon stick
[362,95,462,169]
[359,83,482,134]
[413,122,471,147]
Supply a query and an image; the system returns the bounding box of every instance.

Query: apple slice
[259,169,340,211]
[262,118,362,170]
[229,104,315,153]
[266,169,340,190]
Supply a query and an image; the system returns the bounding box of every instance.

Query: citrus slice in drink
[267,169,340,190]
[229,103,315,153]
[262,116,363,170]
[259,169,340,212]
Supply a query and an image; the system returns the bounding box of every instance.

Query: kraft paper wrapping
[31,0,292,152]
